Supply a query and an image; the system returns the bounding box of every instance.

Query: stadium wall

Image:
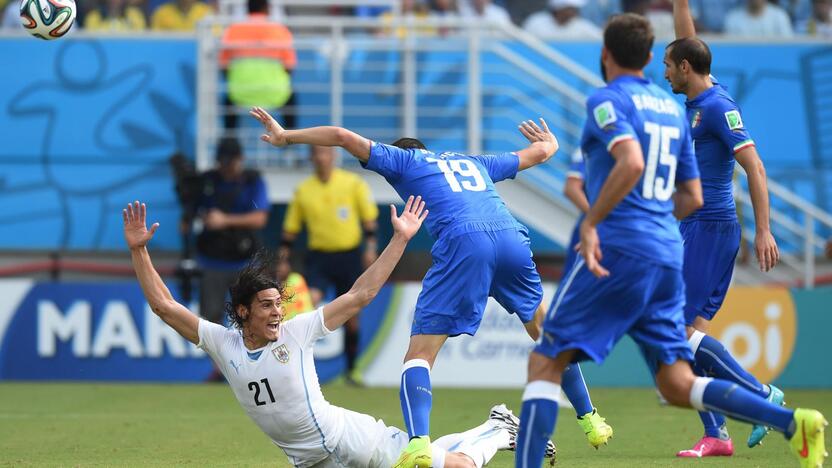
[0,38,830,251]
[0,279,829,388]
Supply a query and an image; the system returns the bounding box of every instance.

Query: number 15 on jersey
[642,122,679,202]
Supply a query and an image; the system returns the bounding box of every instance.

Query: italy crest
[691,110,702,128]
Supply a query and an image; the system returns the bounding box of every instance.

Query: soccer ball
[19,0,76,40]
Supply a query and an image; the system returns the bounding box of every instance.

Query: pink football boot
[676,437,734,457]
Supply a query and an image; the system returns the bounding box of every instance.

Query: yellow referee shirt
[283,169,378,252]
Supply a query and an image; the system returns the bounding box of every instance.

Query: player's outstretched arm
[673,0,696,39]
[736,147,780,272]
[516,118,559,171]
[581,139,645,277]
[123,201,199,344]
[673,178,704,220]
[249,106,372,162]
[322,196,427,331]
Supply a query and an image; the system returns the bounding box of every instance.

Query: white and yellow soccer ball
[19,0,76,40]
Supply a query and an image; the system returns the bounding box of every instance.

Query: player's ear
[237,304,249,321]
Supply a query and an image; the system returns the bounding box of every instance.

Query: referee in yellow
[281,145,379,385]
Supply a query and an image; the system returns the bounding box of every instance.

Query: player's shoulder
[701,83,739,111]
[700,86,745,127]
[586,86,631,129]
[199,319,241,352]
[587,85,629,108]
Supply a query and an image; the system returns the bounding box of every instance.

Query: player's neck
[315,169,333,183]
[242,329,269,350]
[606,68,644,83]
[686,74,714,101]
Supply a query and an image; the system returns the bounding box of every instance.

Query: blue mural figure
[4,39,196,249]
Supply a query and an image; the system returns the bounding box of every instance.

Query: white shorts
[309,409,408,468]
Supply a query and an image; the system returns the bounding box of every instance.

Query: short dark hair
[247,0,268,14]
[666,37,712,75]
[604,13,655,70]
[391,137,427,150]
[225,250,287,329]
[216,136,242,162]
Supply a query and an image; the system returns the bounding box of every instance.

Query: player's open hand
[390,195,428,241]
[519,118,559,156]
[579,219,609,278]
[123,201,159,251]
[250,106,288,147]
[755,230,780,272]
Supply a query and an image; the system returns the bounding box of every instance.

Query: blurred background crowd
[1,0,830,39]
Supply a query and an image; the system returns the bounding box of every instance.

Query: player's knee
[404,336,446,364]
[656,369,696,407]
[527,351,568,382]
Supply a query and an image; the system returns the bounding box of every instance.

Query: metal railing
[195,15,832,287]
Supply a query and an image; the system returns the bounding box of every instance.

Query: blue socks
[691,377,795,438]
[692,355,729,439]
[400,359,432,438]
[515,381,560,468]
[562,363,594,416]
[698,409,729,439]
[689,330,769,398]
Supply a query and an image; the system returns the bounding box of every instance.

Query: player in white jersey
[122,199,554,468]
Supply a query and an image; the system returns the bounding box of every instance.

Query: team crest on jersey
[691,110,702,128]
[272,344,290,364]
[593,101,617,130]
[724,110,744,131]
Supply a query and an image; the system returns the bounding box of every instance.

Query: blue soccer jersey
[363,142,523,238]
[364,142,543,336]
[580,75,700,270]
[684,81,754,221]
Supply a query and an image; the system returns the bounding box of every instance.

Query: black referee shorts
[305,248,363,296]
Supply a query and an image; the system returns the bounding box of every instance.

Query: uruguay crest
[272,344,290,363]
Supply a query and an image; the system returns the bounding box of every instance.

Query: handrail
[736,166,832,229]
[495,23,606,89]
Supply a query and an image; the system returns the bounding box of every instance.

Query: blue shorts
[412,228,544,337]
[681,220,740,324]
[536,248,692,376]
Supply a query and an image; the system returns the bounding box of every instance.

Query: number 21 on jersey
[642,122,679,201]
[425,157,486,192]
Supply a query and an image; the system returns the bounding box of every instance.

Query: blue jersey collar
[609,74,650,86]
[686,84,721,107]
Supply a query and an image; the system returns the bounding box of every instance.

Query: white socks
[522,380,562,403]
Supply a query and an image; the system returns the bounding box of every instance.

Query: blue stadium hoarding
[0,280,830,388]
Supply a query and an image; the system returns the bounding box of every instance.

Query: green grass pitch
[0,383,829,467]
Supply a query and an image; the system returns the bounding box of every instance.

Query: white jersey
[197,308,347,467]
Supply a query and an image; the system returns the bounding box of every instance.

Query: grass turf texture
[0,383,829,467]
